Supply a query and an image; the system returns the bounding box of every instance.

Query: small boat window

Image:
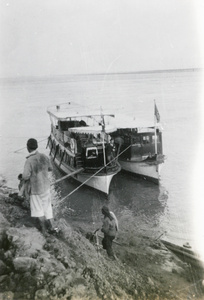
[142,136,150,144]
[152,135,160,143]
[86,147,98,159]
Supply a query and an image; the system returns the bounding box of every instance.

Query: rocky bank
[0,180,204,300]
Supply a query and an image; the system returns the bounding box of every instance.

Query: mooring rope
[13,137,48,153]
[57,144,132,204]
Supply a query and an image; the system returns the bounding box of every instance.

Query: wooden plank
[161,240,204,266]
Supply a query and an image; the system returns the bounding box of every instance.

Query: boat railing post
[102,132,107,173]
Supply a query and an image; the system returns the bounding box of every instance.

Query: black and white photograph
[0,0,204,299]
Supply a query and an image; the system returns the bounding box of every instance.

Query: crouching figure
[101,205,118,260]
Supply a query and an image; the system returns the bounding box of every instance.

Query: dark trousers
[102,234,115,257]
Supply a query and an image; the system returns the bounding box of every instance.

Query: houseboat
[111,113,165,183]
[47,103,121,195]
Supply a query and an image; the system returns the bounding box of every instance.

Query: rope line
[14,137,48,153]
[1,136,48,139]
[58,144,132,203]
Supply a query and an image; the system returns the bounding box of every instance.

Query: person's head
[27,138,38,152]
[101,205,113,220]
[18,174,22,180]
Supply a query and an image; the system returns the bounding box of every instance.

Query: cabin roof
[112,114,162,130]
[47,104,162,131]
[47,103,114,120]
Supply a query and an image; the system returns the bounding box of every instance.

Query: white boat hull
[119,159,163,183]
[51,152,117,194]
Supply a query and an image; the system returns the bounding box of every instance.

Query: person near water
[101,205,118,259]
[106,139,116,165]
[114,136,124,158]
[22,138,58,235]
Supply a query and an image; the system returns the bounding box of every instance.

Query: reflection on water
[51,163,168,240]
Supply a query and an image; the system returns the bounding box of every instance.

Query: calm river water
[0,69,203,255]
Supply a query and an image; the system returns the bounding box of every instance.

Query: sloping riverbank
[0,182,204,300]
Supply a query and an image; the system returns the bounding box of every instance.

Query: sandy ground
[0,183,204,300]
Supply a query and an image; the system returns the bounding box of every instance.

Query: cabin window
[142,136,150,144]
[86,147,98,159]
[59,120,82,131]
[152,135,160,143]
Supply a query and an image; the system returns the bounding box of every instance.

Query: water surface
[0,69,203,253]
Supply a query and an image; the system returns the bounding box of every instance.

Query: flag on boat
[154,102,160,123]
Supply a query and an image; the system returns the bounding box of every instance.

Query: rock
[0,188,9,195]
[73,284,86,295]
[0,212,10,232]
[0,275,15,292]
[6,227,46,257]
[4,250,13,260]
[49,272,58,278]
[0,291,14,300]
[35,273,45,288]
[57,218,72,239]
[50,275,66,291]
[72,277,87,286]
[38,257,66,274]
[70,261,76,269]
[148,277,154,286]
[13,257,37,272]
[34,289,49,300]
[65,273,74,285]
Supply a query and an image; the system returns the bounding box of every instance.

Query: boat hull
[118,158,163,184]
[50,145,120,195]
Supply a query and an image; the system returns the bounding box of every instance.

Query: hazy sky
[0,0,203,78]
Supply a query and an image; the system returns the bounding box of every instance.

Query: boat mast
[100,107,107,168]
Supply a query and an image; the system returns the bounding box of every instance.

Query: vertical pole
[100,107,107,171]
[154,100,157,154]
[102,124,107,169]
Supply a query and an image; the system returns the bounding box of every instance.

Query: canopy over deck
[47,103,114,121]
[111,114,163,131]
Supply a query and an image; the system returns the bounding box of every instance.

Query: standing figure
[114,136,124,158]
[101,205,118,259]
[106,139,116,165]
[22,138,58,235]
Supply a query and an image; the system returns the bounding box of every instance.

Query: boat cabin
[47,106,117,171]
[113,127,163,160]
